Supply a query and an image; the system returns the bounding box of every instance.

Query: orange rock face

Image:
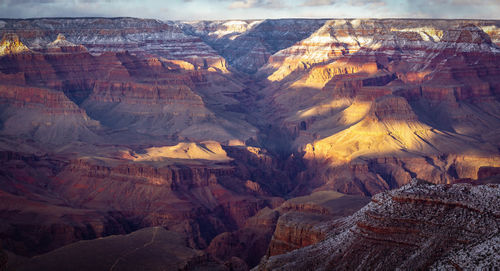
[256,21,500,197]
[0,33,30,56]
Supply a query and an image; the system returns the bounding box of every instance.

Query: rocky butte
[0,17,498,270]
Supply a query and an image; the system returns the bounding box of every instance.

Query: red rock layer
[50,158,273,245]
[266,212,327,257]
[0,18,228,71]
[0,85,84,114]
[0,144,294,254]
[0,34,256,143]
[206,191,369,268]
[0,152,131,256]
[260,22,500,197]
[256,179,500,270]
[477,166,500,179]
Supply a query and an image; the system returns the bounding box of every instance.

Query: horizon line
[1,16,500,22]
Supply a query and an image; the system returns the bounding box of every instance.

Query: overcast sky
[0,0,498,20]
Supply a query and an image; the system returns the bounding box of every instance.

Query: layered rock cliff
[0,33,256,145]
[0,17,499,269]
[206,190,369,269]
[0,18,228,71]
[0,84,100,145]
[183,19,327,73]
[256,179,500,270]
[247,19,500,196]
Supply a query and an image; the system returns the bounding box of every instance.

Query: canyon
[0,17,499,270]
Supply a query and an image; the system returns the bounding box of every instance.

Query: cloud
[405,0,500,19]
[301,0,336,6]
[301,0,386,7]
[0,0,166,19]
[228,0,286,9]
[0,0,113,6]
[346,0,386,7]
[229,0,257,8]
[0,0,498,20]
[2,0,58,4]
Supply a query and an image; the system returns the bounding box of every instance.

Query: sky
[0,0,499,20]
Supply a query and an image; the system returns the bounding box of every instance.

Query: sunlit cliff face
[126,141,232,163]
[0,18,498,183]
[0,33,29,56]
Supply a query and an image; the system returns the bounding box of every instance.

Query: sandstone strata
[256,179,500,270]
[252,20,500,196]
[207,191,368,268]
[0,18,499,269]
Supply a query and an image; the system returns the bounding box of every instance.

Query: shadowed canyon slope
[0,17,499,270]
[9,227,226,271]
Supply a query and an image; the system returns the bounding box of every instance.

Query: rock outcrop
[49,153,281,249]
[183,19,326,73]
[0,33,29,56]
[266,191,369,257]
[207,190,369,268]
[0,146,287,256]
[256,179,500,270]
[0,151,133,256]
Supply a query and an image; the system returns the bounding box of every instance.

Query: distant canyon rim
[0,17,499,270]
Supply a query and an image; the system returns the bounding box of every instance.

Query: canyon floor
[0,17,499,270]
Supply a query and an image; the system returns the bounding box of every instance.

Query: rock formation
[0,18,228,71]
[256,179,500,270]
[0,17,499,270]
[0,33,29,56]
[247,19,500,196]
[183,19,326,73]
[266,191,369,257]
[206,190,369,268]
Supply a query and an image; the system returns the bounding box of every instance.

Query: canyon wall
[0,17,499,269]
[256,179,500,270]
